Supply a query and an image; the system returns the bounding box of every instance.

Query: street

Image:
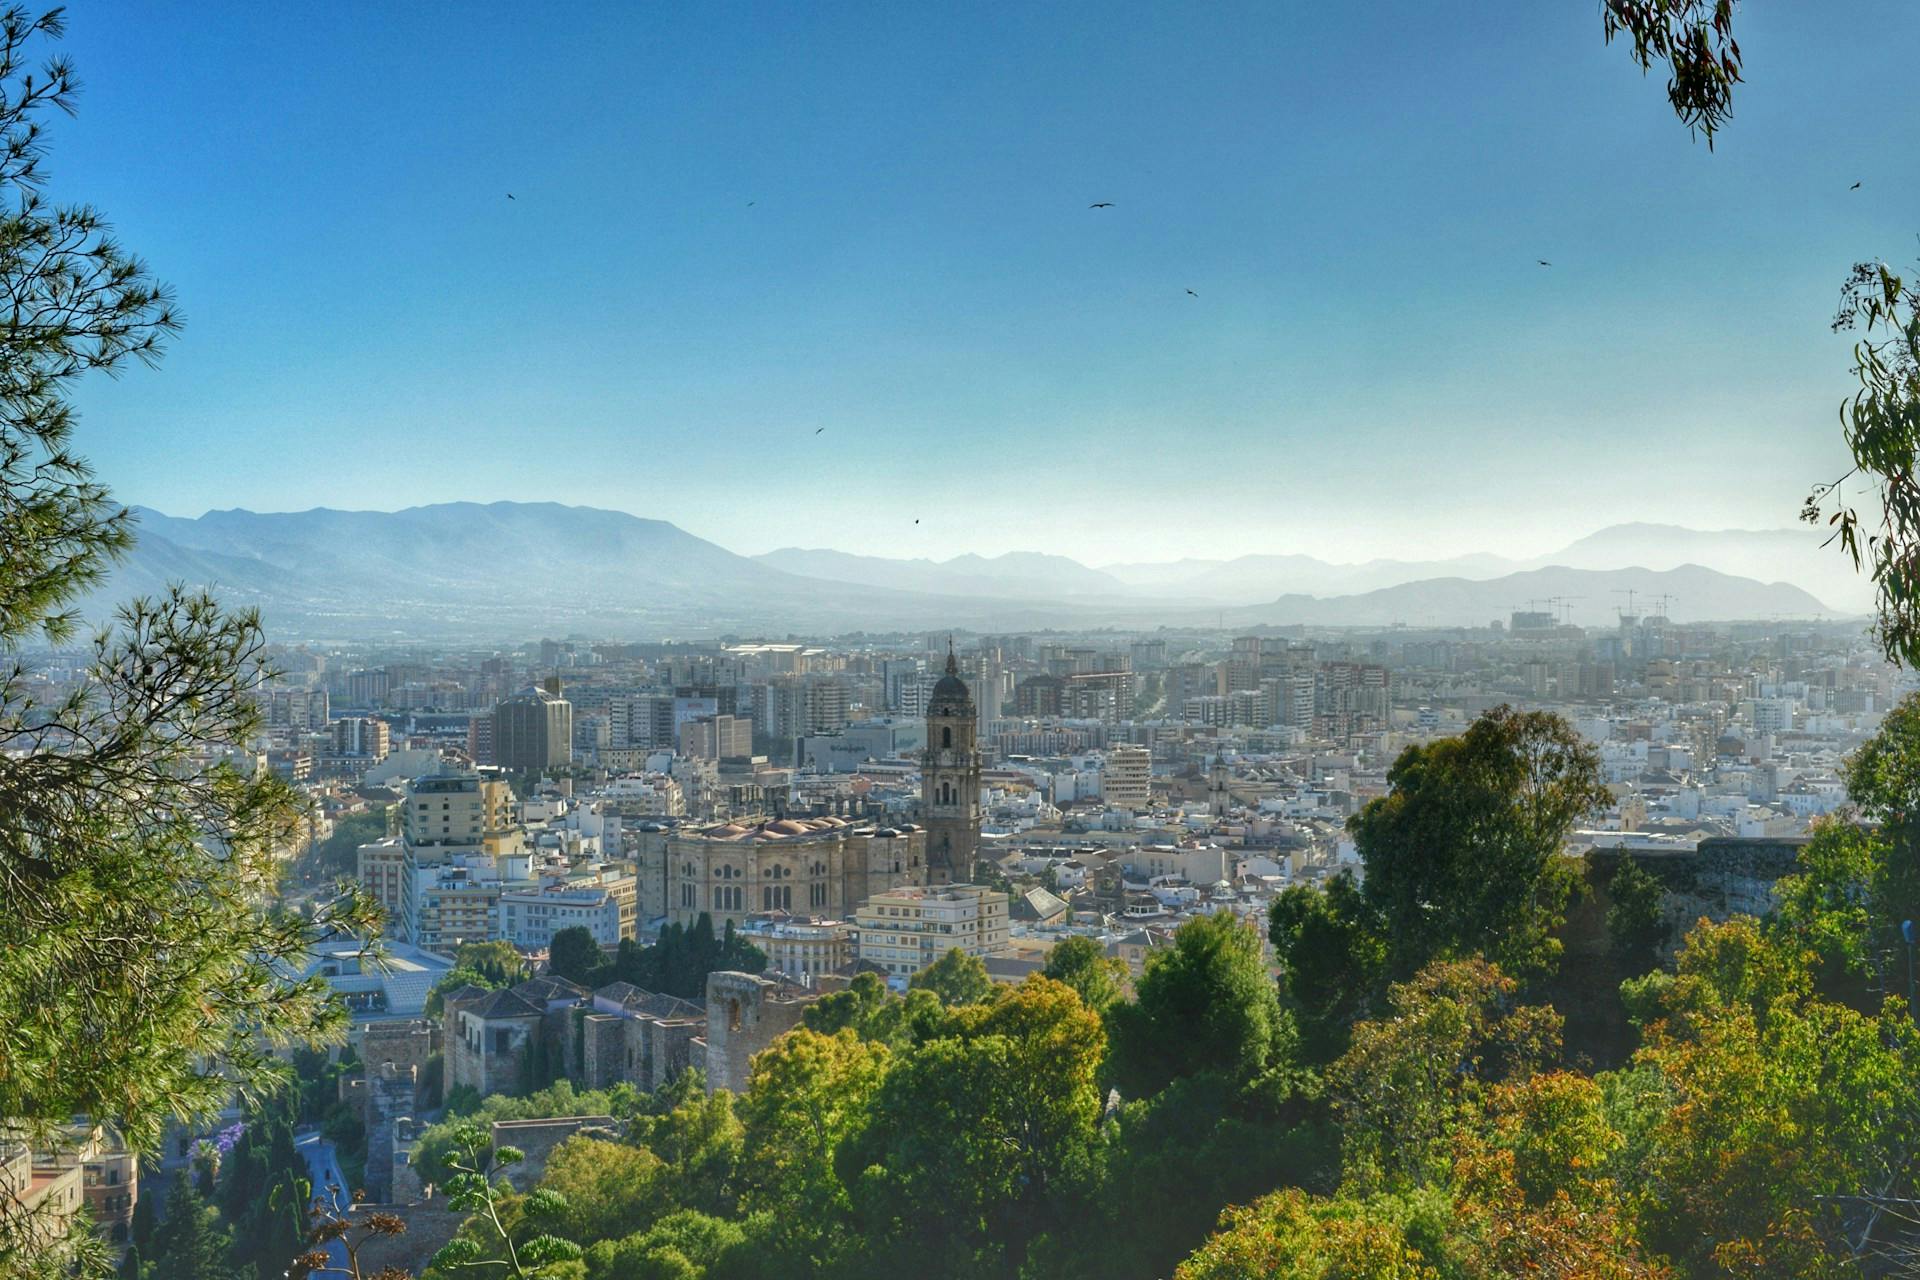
[295,1130,350,1275]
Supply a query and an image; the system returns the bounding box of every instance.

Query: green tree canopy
[735,1027,890,1270]
[839,977,1105,1276]
[1604,853,1668,973]
[1267,872,1386,1064]
[1040,935,1127,1013]
[908,947,994,1007]
[537,1135,667,1245]
[549,926,605,987]
[1106,911,1295,1100]
[800,971,945,1050]
[1623,915,1920,1276]
[581,1210,746,1280]
[1348,705,1608,982]
[143,1177,242,1280]
[1330,959,1562,1195]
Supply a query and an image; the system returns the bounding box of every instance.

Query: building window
[942,726,952,748]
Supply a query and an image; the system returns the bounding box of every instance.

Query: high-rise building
[922,645,981,883]
[1226,636,1264,694]
[467,712,495,766]
[345,668,390,707]
[1102,744,1151,811]
[331,716,390,759]
[681,713,753,761]
[493,683,572,775]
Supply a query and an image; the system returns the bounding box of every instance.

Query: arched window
[942,726,952,748]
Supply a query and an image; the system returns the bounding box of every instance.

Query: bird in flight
[1186,288,1198,297]
[748,201,756,206]
[1536,259,1551,267]
[1851,181,1862,190]
[813,427,824,435]
[506,193,515,200]
[1089,202,1114,209]
[914,519,921,524]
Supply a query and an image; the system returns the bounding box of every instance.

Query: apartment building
[736,913,855,984]
[500,869,637,949]
[854,883,1011,980]
[1102,744,1152,811]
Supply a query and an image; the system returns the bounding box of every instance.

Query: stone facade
[578,983,706,1092]
[660,817,927,931]
[363,1060,418,1203]
[703,970,818,1096]
[345,1028,436,1199]
[443,976,586,1098]
[1555,835,1811,1066]
[441,976,706,1104]
[1584,835,1809,957]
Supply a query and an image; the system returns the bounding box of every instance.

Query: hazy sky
[52,1,1920,564]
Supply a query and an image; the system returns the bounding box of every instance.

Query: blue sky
[52,1,1920,563]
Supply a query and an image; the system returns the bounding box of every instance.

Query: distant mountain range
[759,521,1863,613]
[77,502,1851,640]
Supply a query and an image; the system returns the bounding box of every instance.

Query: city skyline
[50,1,1920,563]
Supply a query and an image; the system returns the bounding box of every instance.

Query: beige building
[408,866,502,952]
[854,883,1011,980]
[0,1125,135,1255]
[661,816,928,931]
[680,714,753,761]
[403,774,517,852]
[358,835,409,926]
[1102,744,1152,811]
[736,913,855,984]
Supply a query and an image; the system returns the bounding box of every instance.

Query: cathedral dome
[927,646,973,715]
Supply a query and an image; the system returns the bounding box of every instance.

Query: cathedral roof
[929,641,974,714]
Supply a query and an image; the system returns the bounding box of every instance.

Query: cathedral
[921,643,982,884]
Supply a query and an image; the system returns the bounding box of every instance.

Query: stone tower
[922,642,981,884]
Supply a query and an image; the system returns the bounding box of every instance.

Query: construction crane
[1551,595,1585,626]
[1647,593,1677,620]
[1611,587,1639,619]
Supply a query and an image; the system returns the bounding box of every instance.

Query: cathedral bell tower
[922,641,981,885]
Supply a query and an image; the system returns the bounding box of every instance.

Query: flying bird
[1089,202,1114,209]
[814,427,824,435]
[748,200,756,206]
[1186,289,1198,297]
[1536,259,1551,267]
[1851,181,1862,190]
[506,193,515,200]
[914,519,920,524]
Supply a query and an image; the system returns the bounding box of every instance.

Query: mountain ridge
[89,503,1852,639]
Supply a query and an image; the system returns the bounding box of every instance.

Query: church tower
[922,642,981,884]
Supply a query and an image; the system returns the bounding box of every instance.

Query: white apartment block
[855,884,1010,980]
